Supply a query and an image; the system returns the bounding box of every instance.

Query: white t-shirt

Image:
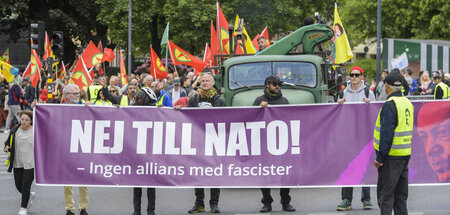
[172,89,181,105]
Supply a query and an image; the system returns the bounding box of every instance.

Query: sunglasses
[110,90,117,93]
[349,73,361,77]
[270,82,281,87]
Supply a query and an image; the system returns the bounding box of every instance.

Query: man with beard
[132,87,158,215]
[253,75,295,213]
[417,102,450,182]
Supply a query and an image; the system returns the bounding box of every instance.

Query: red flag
[119,50,128,86]
[57,61,69,80]
[252,33,260,51]
[235,44,244,55]
[30,39,42,87]
[210,21,218,65]
[70,56,92,91]
[101,48,115,63]
[260,27,271,47]
[150,46,168,80]
[22,61,32,79]
[43,32,50,60]
[217,2,230,55]
[203,43,212,67]
[81,41,102,68]
[168,40,207,74]
[96,41,105,75]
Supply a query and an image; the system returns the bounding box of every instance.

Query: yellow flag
[234,15,256,54]
[333,4,353,64]
[0,60,18,83]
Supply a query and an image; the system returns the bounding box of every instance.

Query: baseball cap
[431,71,442,79]
[384,72,403,87]
[264,75,281,85]
[173,77,181,85]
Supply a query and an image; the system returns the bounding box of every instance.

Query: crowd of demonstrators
[253,75,296,213]
[337,66,375,211]
[3,110,35,215]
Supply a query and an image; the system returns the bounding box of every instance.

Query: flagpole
[165,22,169,68]
[167,41,178,75]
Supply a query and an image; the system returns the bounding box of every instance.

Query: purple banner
[34,101,450,187]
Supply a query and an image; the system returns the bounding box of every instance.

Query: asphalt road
[1,132,449,215]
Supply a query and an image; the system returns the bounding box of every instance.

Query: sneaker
[282,203,296,212]
[65,210,75,215]
[337,199,352,211]
[132,211,141,215]
[80,209,88,215]
[188,205,205,214]
[147,210,155,215]
[210,204,221,213]
[18,208,27,215]
[27,192,35,209]
[363,201,373,210]
[259,204,272,213]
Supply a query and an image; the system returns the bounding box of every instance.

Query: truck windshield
[228,62,317,90]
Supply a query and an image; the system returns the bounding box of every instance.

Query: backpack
[339,87,370,99]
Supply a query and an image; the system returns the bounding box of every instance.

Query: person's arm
[376,101,398,163]
[101,87,121,105]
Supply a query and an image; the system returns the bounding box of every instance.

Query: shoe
[363,200,373,210]
[18,208,27,215]
[337,199,352,211]
[80,209,88,215]
[147,210,155,215]
[210,204,221,213]
[65,210,75,215]
[282,204,296,212]
[132,212,141,215]
[27,192,35,209]
[259,204,272,213]
[188,205,205,214]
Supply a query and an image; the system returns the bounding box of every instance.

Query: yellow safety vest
[373,96,414,156]
[434,82,449,99]
[88,85,103,102]
[156,94,166,106]
[94,100,112,106]
[120,95,129,106]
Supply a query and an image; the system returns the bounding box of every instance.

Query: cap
[22,77,29,82]
[264,75,281,85]
[350,66,364,75]
[384,72,404,87]
[173,77,181,85]
[432,71,442,79]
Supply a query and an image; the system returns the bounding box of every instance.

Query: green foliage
[337,0,450,47]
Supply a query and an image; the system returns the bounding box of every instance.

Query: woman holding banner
[3,110,35,215]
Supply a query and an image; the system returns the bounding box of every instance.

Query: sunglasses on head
[349,73,361,77]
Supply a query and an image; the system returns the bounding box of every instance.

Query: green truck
[213,23,345,106]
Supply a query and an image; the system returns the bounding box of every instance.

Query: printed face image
[417,102,450,182]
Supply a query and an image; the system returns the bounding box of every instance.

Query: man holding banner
[186,73,225,214]
[373,72,414,215]
[253,75,295,213]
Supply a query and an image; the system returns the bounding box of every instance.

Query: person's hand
[174,105,183,110]
[363,98,372,103]
[114,104,120,108]
[84,101,93,106]
[260,101,268,108]
[374,160,383,168]
[338,98,346,105]
[3,145,10,153]
[99,78,107,87]
[30,99,37,109]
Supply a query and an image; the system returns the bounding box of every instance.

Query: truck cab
[213,23,341,106]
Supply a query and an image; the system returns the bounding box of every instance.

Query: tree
[1,0,108,63]
[337,0,450,47]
